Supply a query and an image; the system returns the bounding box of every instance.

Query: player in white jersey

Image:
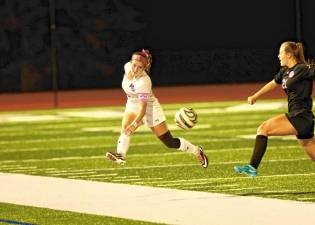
[106,49,208,168]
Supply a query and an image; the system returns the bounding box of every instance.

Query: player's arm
[125,94,148,135]
[132,100,147,128]
[248,80,278,105]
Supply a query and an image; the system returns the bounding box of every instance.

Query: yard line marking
[49,171,97,176]
[218,187,265,191]
[0,138,243,153]
[42,168,58,171]
[0,103,284,123]
[134,173,315,186]
[0,165,37,170]
[0,131,299,147]
[9,169,38,173]
[0,127,258,144]
[0,136,113,144]
[88,178,111,180]
[183,186,264,191]
[115,175,140,178]
[0,157,309,168]
[43,168,107,173]
[258,190,298,194]
[68,174,118,179]
[112,178,163,182]
[298,197,315,201]
[0,145,302,163]
[134,172,315,186]
[157,182,225,187]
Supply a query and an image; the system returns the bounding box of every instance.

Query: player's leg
[295,114,315,161]
[151,122,208,168]
[235,114,297,176]
[298,138,315,161]
[106,111,136,165]
[250,114,297,167]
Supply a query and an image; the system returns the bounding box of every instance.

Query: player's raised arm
[248,80,278,105]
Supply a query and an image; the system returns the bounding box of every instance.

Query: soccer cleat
[196,146,208,168]
[234,164,257,177]
[106,152,126,165]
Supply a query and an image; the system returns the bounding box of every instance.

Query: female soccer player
[106,49,208,168]
[234,41,315,177]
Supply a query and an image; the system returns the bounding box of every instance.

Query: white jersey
[122,62,156,104]
[121,62,166,127]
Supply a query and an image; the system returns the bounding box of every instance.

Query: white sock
[116,133,130,158]
[178,137,199,155]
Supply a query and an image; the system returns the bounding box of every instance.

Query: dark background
[0,0,314,93]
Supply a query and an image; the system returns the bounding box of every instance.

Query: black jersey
[274,63,314,117]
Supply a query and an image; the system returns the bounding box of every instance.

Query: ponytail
[296,42,306,64]
[283,41,306,64]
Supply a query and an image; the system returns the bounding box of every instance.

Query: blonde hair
[131,49,152,73]
[282,41,306,64]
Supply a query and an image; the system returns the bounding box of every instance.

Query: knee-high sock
[116,133,130,157]
[250,135,268,169]
[178,137,199,155]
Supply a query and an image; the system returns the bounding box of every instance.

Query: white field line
[0,102,284,123]
[67,174,127,179]
[0,157,309,169]
[42,168,58,171]
[116,175,140,178]
[88,173,118,177]
[260,190,297,193]
[42,169,117,174]
[0,130,297,146]
[112,178,163,182]
[49,171,97,176]
[1,160,311,186]
[298,197,315,201]
[133,172,315,186]
[0,116,261,133]
[0,125,261,144]
[0,130,84,137]
[0,165,37,170]
[67,175,115,179]
[9,169,38,173]
[0,152,305,167]
[0,135,110,144]
[0,172,314,225]
[216,187,265,191]
[0,145,301,163]
[79,120,260,133]
[88,178,111,180]
[156,181,236,187]
[0,138,243,153]
[184,185,264,191]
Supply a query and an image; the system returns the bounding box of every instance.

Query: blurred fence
[0,0,305,93]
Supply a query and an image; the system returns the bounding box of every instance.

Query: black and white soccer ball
[175,107,198,130]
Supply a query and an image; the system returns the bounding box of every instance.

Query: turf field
[1,99,315,224]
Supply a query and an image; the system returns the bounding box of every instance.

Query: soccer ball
[175,107,198,130]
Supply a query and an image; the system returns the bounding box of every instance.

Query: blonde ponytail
[282,41,306,64]
[296,42,306,64]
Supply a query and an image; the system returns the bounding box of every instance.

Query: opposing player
[234,41,315,177]
[106,49,208,168]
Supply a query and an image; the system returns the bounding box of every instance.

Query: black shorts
[285,112,314,139]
